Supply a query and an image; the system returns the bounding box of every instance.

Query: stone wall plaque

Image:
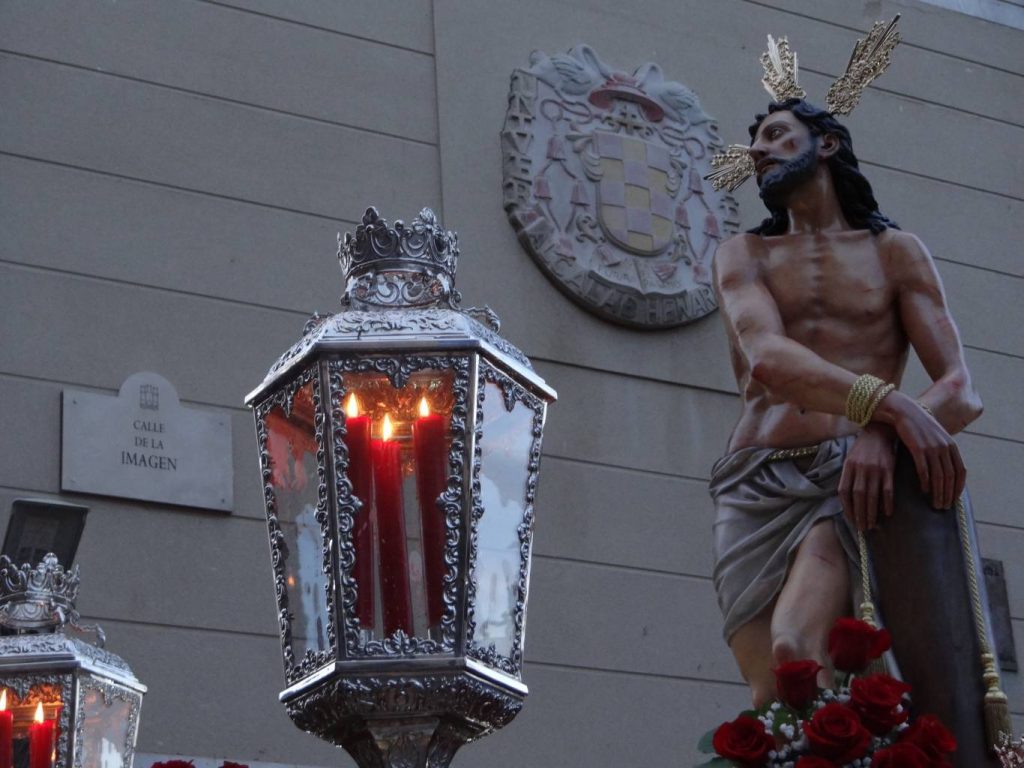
[502,44,740,328]
[62,372,233,511]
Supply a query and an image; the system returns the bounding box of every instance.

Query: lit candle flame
[382,414,394,441]
[34,701,44,723]
[346,393,360,418]
[0,689,6,710]
[419,397,430,418]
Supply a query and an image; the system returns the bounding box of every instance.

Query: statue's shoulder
[714,233,768,289]
[716,232,766,263]
[877,229,934,266]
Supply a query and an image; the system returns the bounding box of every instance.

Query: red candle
[0,690,11,768]
[413,397,448,627]
[28,703,54,768]
[372,414,413,636]
[344,393,376,628]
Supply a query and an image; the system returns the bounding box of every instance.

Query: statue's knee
[771,634,803,666]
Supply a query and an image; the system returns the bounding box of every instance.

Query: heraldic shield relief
[502,45,740,328]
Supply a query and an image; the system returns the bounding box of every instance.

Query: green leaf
[696,726,717,754]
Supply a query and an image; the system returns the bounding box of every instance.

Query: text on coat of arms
[502,45,740,328]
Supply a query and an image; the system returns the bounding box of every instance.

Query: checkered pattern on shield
[594,132,675,255]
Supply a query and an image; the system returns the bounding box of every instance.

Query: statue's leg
[770,519,851,688]
[728,604,775,708]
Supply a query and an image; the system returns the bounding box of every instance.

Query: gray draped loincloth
[709,436,860,642]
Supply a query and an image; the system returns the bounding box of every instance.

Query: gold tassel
[954,498,1016,750]
[982,653,1013,749]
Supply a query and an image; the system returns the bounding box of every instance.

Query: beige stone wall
[0,1,1020,764]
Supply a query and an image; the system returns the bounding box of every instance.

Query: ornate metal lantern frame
[0,554,145,768]
[245,208,556,766]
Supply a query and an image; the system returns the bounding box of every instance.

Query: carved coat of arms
[501,45,740,328]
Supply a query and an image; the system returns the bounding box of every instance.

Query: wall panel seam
[796,65,1024,129]
[736,0,1024,77]
[0,258,313,318]
[0,49,439,148]
[196,0,435,57]
[78,612,279,640]
[534,553,711,581]
[859,158,1024,202]
[0,151,350,223]
[524,658,749,686]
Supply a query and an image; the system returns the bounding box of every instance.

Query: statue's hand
[839,424,897,531]
[882,390,966,510]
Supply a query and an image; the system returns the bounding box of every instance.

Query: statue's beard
[757,145,819,209]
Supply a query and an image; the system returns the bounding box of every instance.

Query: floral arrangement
[695,617,958,768]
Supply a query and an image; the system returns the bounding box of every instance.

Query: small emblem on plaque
[140,383,160,411]
[502,45,740,328]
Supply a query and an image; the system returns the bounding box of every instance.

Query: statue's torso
[726,228,910,451]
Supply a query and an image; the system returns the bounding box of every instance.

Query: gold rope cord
[954,496,1013,747]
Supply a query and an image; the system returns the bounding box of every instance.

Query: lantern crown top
[338,207,461,310]
[0,553,80,631]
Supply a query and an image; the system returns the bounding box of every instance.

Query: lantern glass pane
[341,369,455,642]
[1,683,63,768]
[78,682,132,768]
[266,380,329,660]
[471,381,534,658]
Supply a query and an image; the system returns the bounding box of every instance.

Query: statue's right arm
[714,234,861,416]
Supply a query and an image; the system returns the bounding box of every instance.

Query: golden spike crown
[706,144,756,193]
[706,16,901,192]
[760,35,806,103]
[826,15,902,115]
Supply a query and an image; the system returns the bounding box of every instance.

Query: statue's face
[749,110,820,207]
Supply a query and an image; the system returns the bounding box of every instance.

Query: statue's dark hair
[747,98,899,235]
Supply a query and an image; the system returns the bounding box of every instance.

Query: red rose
[804,702,872,763]
[871,742,931,767]
[795,757,839,767]
[827,617,891,672]
[849,673,912,735]
[900,714,957,763]
[774,659,822,709]
[220,763,249,768]
[712,714,774,767]
[151,762,195,768]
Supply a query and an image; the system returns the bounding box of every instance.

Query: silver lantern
[0,554,145,768]
[244,207,557,767]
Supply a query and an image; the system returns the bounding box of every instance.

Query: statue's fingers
[951,447,966,501]
[866,472,880,530]
[911,443,930,494]
[882,469,894,519]
[927,450,944,509]
[838,467,853,521]
[852,474,868,532]
[939,450,955,510]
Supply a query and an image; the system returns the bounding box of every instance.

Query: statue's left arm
[887,230,984,436]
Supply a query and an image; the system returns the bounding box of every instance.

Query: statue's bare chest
[761,233,893,329]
